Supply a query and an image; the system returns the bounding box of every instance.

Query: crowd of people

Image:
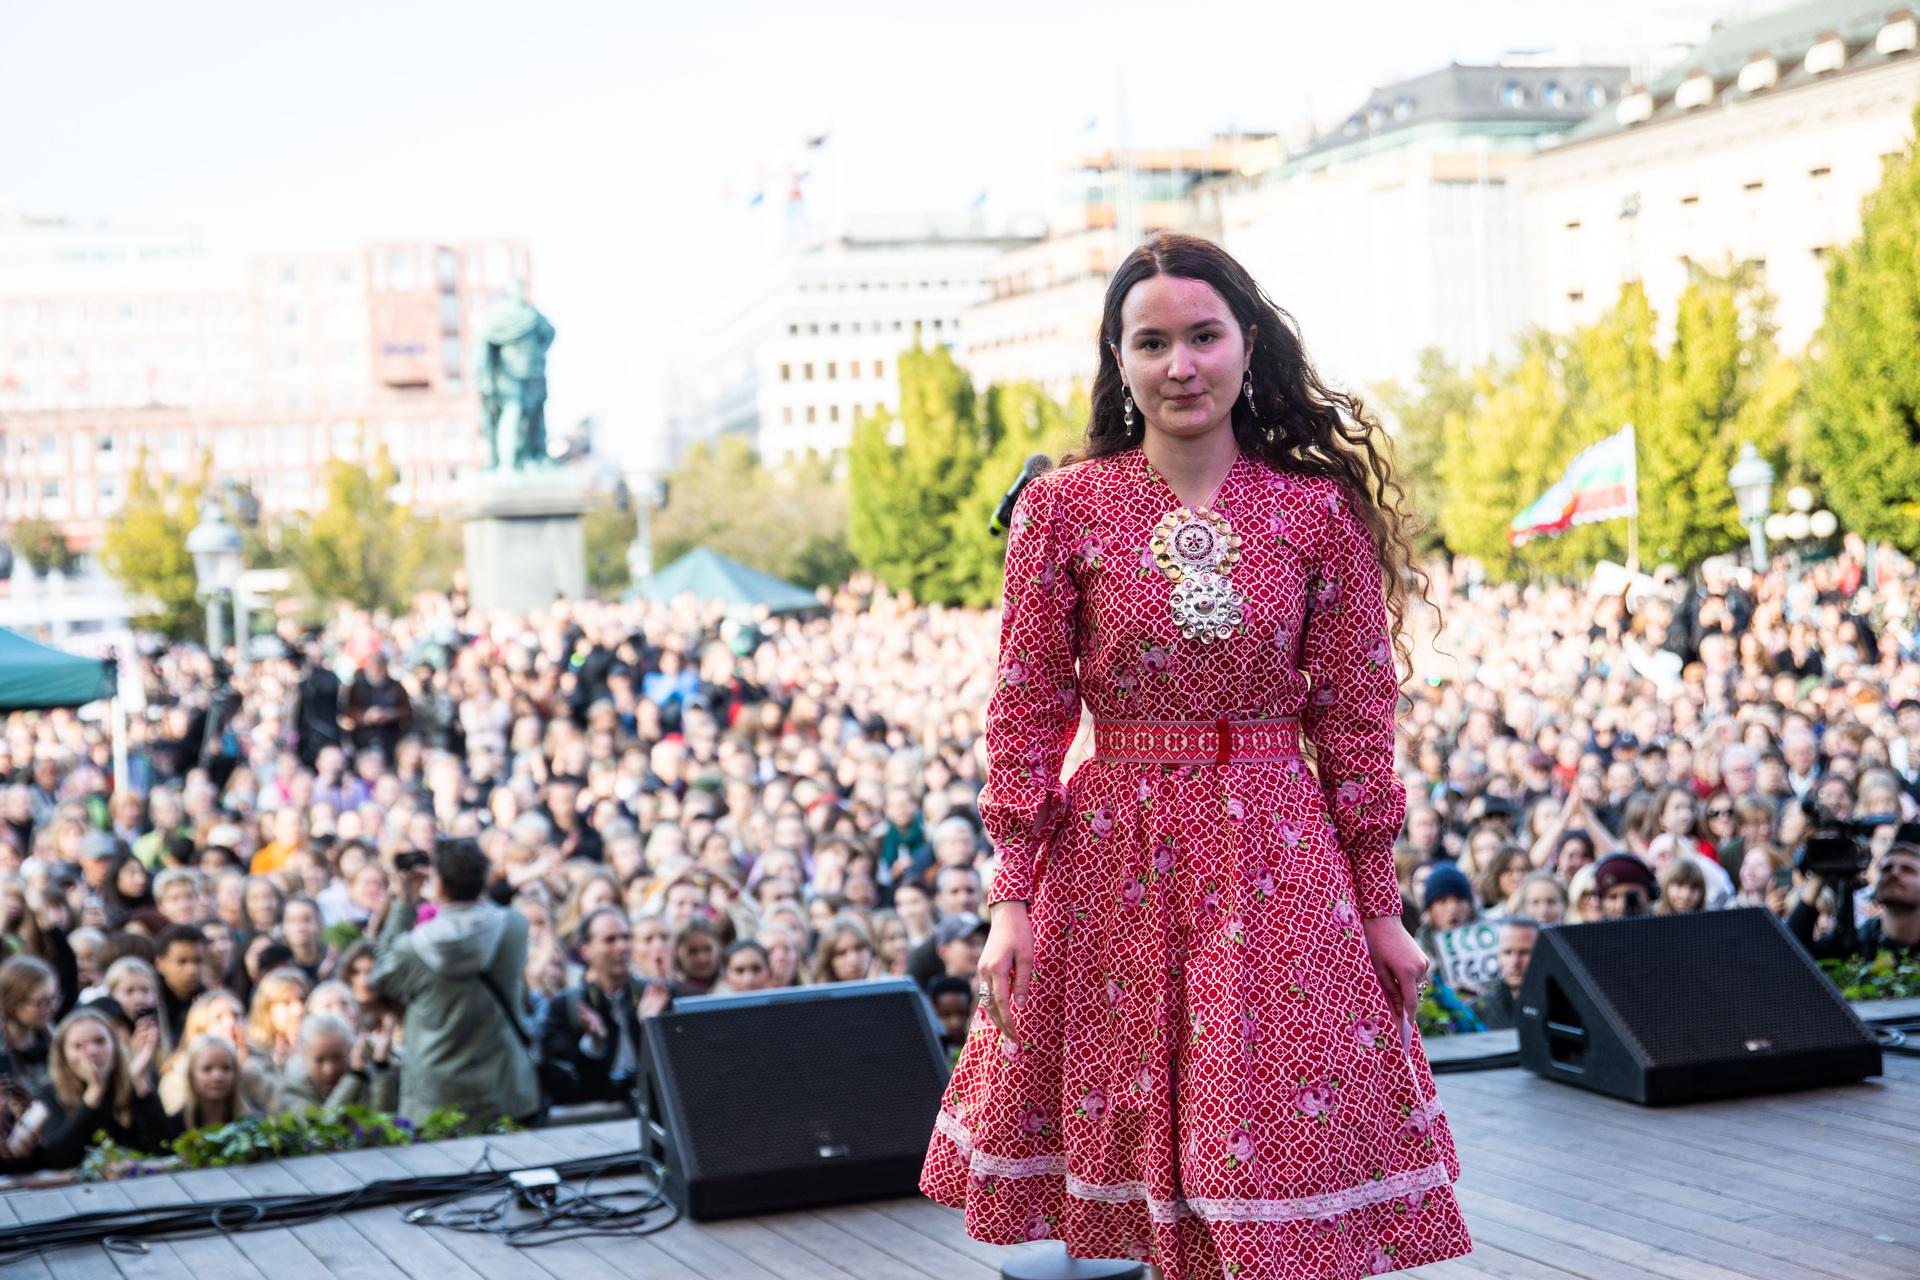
[0,530,1916,1175]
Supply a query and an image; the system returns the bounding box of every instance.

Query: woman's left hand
[1361,915,1430,1021]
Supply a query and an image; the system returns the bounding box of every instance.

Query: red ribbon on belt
[1215,715,1233,767]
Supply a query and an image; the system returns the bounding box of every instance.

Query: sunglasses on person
[1707,806,1735,819]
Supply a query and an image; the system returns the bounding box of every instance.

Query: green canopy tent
[0,627,116,712]
[631,547,822,615]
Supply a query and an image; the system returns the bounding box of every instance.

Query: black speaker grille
[1548,908,1864,1064]
[652,987,948,1180]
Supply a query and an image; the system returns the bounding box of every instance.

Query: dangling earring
[1242,370,1257,417]
[1123,387,1135,431]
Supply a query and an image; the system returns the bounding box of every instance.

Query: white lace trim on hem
[935,1097,1452,1225]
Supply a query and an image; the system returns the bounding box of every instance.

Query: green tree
[7,515,78,577]
[1372,348,1474,556]
[1639,262,1778,568]
[650,436,854,591]
[99,448,205,639]
[944,381,1087,607]
[1435,337,1572,578]
[1807,107,1920,557]
[848,344,988,603]
[583,492,638,597]
[285,445,423,612]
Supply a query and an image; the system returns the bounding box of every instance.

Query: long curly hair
[1063,232,1429,672]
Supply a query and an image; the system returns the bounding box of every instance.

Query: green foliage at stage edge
[74,1104,514,1181]
[1380,103,1920,578]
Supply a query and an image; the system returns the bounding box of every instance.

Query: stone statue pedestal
[459,469,589,613]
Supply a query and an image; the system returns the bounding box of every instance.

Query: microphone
[989,454,1052,536]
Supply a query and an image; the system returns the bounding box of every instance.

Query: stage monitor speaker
[638,976,950,1220]
[1516,907,1881,1105]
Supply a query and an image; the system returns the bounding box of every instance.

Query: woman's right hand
[74,1054,106,1109]
[978,901,1034,1044]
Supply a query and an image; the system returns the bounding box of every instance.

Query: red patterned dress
[920,446,1472,1279]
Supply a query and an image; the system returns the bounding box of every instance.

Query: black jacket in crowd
[535,977,667,1107]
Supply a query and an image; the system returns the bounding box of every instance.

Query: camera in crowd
[1792,799,1895,886]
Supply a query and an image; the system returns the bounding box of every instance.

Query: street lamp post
[1763,485,1839,569]
[1726,443,1776,570]
[186,495,245,664]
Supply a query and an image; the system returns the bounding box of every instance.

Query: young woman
[277,895,337,985]
[807,915,877,985]
[32,1007,171,1170]
[927,234,1470,1279]
[241,966,311,1111]
[168,1034,250,1132]
[668,917,723,996]
[0,955,58,1099]
[156,990,251,1115]
[712,939,773,994]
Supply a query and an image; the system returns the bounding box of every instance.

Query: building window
[826,362,837,379]
[1809,165,1831,179]
[805,406,816,423]
[1743,179,1764,192]
[892,320,903,331]
[788,323,798,336]
[1541,80,1566,108]
[1564,218,1582,231]
[1583,82,1608,109]
[41,480,61,499]
[1567,290,1585,303]
[829,405,840,423]
[780,363,791,381]
[782,407,794,424]
[808,323,820,335]
[1498,81,1528,107]
[849,362,860,380]
[1680,194,1700,205]
[873,360,884,378]
[1392,96,1414,121]
[803,363,814,380]
[829,323,839,334]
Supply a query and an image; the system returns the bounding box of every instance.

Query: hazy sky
[3,0,1744,467]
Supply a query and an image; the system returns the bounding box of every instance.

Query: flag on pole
[1508,425,1637,546]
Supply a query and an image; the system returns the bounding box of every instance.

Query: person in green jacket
[371,839,539,1127]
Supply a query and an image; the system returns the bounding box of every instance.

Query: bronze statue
[475,280,556,472]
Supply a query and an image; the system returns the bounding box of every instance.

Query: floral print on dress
[924,450,1468,1280]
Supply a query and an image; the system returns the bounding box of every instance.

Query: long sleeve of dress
[1300,485,1407,921]
[979,474,1083,908]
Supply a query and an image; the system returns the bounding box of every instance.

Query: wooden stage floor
[1,1049,1913,1280]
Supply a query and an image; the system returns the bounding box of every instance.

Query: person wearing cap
[1413,863,1479,990]
[1591,852,1658,920]
[932,911,988,989]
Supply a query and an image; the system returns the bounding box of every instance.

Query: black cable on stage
[404,1150,682,1247]
[0,1146,675,1261]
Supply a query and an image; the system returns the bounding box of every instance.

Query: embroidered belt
[1092,716,1302,767]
